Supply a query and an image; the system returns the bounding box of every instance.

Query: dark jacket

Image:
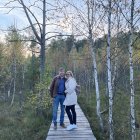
[49,75,66,98]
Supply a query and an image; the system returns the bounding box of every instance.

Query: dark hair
[59,67,65,72]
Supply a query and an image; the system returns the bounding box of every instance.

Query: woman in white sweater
[63,71,77,130]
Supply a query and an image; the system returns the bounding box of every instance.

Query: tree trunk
[112,0,120,95]
[129,0,136,139]
[89,35,104,131]
[11,57,16,106]
[40,0,46,82]
[31,51,35,92]
[36,0,46,116]
[107,0,114,139]
[19,64,25,112]
[87,0,104,131]
[20,0,46,81]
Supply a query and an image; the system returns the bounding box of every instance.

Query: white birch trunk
[112,0,121,95]
[87,0,103,131]
[11,57,16,106]
[90,43,104,131]
[107,0,113,139]
[8,78,14,98]
[129,0,136,139]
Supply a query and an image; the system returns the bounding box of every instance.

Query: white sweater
[63,77,77,106]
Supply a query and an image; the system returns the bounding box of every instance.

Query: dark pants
[65,105,76,125]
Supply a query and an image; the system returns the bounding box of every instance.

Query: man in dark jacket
[50,67,66,130]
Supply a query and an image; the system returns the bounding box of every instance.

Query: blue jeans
[52,95,65,125]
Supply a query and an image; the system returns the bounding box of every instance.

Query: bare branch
[8,39,40,44]
[114,0,131,24]
[45,34,82,41]
[134,17,140,27]
[100,109,108,114]
[30,5,43,12]
[28,0,40,9]
[5,7,15,14]
[18,0,42,35]
[17,23,42,31]
[4,0,18,6]
[18,0,41,43]
[45,31,64,35]
[46,2,58,8]
[27,48,40,53]
[0,6,22,8]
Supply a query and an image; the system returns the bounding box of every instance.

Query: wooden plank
[46,135,96,140]
[46,136,95,140]
[46,104,96,140]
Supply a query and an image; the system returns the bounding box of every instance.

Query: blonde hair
[66,70,74,77]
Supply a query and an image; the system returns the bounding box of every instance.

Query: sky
[0,0,28,40]
[0,0,27,28]
[0,0,83,44]
[0,0,140,42]
[0,1,54,35]
[0,0,76,29]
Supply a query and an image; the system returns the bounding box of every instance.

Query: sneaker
[54,124,57,130]
[66,124,74,131]
[60,123,66,128]
[73,124,77,129]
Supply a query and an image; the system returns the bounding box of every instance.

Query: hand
[64,90,67,94]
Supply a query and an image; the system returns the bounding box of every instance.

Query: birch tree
[62,0,104,131]
[107,0,114,139]
[86,0,104,131]
[118,0,139,138]
[5,26,24,106]
[129,0,136,139]
[111,0,121,94]
[10,47,16,106]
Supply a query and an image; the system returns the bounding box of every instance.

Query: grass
[1,87,140,140]
[0,101,52,140]
[78,88,140,140]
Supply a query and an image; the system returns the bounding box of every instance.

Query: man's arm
[49,77,56,98]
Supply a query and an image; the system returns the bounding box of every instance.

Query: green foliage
[78,89,140,140]
[27,92,52,111]
[78,89,108,140]
[0,60,52,139]
[25,56,40,91]
[1,25,140,140]
[26,67,52,111]
[75,39,87,52]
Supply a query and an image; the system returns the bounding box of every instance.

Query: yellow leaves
[133,52,140,63]
[27,92,52,110]
[27,94,37,106]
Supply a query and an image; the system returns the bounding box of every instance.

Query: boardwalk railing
[46,104,96,140]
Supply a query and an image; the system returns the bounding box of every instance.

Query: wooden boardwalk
[46,104,96,140]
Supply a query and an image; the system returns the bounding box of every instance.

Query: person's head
[65,71,73,79]
[58,67,65,77]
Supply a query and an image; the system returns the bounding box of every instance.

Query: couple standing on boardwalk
[49,67,78,131]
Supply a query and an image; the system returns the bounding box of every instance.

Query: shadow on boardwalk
[46,104,96,140]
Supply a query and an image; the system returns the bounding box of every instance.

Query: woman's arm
[65,79,77,94]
